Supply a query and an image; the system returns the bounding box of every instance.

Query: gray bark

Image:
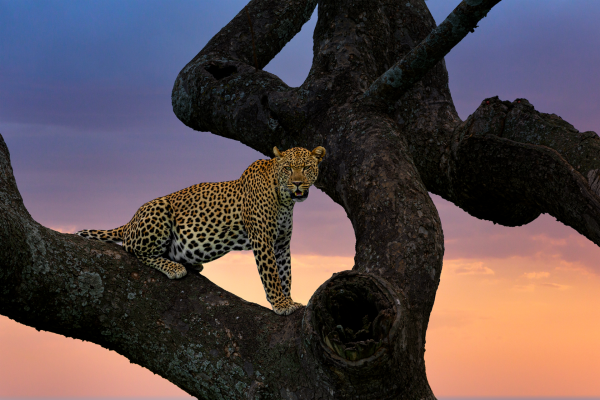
[3,0,600,399]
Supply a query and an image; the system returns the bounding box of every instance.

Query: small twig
[245,6,260,70]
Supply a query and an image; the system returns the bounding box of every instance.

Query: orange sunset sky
[2,0,600,398]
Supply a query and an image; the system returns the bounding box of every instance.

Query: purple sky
[1,0,600,268]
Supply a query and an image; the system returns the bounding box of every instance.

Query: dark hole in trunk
[313,273,395,361]
[205,64,238,80]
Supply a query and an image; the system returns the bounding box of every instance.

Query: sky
[1,0,600,398]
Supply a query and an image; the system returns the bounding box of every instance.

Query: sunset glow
[427,256,600,397]
[2,218,600,397]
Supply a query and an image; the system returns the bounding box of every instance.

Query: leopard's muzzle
[288,182,310,202]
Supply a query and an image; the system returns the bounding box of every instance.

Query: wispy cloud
[555,263,596,277]
[539,282,571,290]
[513,284,536,292]
[523,271,550,279]
[452,262,495,275]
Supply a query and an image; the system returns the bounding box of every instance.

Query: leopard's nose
[292,181,302,187]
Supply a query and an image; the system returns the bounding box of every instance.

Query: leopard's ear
[311,146,326,163]
[273,146,283,160]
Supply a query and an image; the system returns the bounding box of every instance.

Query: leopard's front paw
[166,267,187,279]
[272,299,304,315]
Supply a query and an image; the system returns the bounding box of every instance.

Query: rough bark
[3,0,600,399]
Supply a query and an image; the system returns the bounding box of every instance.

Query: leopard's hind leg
[123,199,187,280]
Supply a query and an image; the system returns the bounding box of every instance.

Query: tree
[2,0,600,398]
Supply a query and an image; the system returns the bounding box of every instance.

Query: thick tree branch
[437,97,600,246]
[450,134,600,241]
[362,0,501,104]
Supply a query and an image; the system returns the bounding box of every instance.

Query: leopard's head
[273,146,326,203]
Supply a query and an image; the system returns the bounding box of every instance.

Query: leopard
[76,146,326,315]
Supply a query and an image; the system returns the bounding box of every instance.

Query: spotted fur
[76,146,326,315]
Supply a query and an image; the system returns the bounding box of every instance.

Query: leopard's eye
[284,166,291,172]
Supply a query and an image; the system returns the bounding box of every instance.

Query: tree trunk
[3,0,600,399]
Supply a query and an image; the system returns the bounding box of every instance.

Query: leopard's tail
[76,225,125,243]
